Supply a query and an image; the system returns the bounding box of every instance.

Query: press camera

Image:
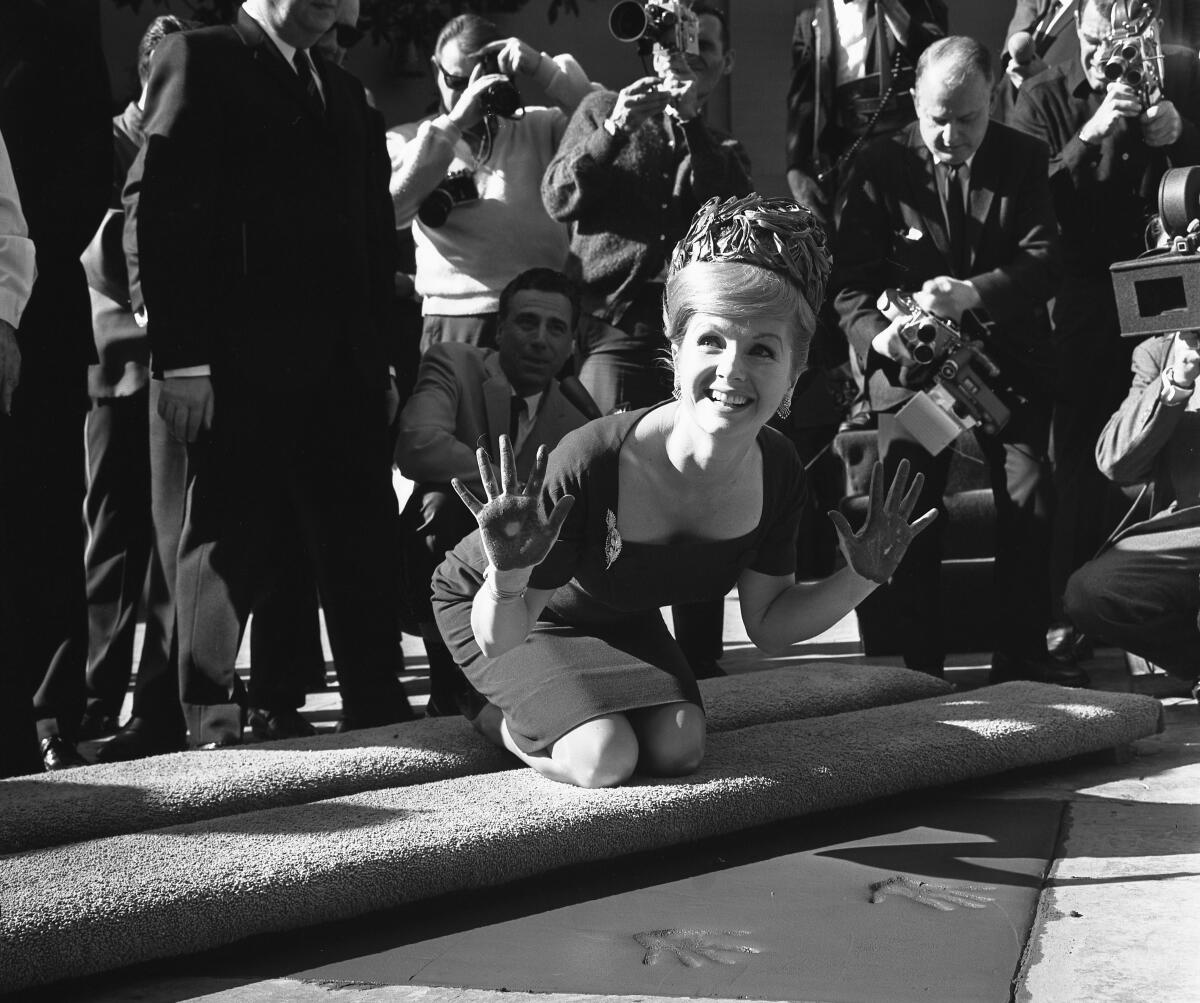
[879,289,1012,442]
[1110,166,1200,336]
[608,0,699,55]
[418,169,479,229]
[476,51,522,119]
[1100,0,1164,106]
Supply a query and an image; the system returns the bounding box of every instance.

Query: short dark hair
[497,268,582,331]
[915,35,994,93]
[137,15,194,86]
[691,2,730,51]
[435,13,502,60]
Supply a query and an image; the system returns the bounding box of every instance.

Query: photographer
[835,37,1079,686]
[1009,0,1200,660]
[387,15,595,352]
[541,2,750,416]
[1064,328,1200,703]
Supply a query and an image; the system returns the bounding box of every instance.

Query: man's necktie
[508,396,527,446]
[944,163,967,278]
[292,50,325,116]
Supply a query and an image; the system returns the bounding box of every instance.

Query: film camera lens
[417,170,479,229]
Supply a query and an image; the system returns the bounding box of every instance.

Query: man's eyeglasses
[434,60,472,91]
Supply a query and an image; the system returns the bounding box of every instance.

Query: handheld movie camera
[608,0,699,56]
[879,289,1012,441]
[1100,0,1164,106]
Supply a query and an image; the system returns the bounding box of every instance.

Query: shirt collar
[515,389,544,414]
[242,2,299,65]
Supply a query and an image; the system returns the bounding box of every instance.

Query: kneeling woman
[432,194,935,788]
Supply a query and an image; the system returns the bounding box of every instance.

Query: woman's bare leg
[629,701,706,777]
[473,703,639,788]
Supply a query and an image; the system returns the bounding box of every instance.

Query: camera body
[1110,166,1200,336]
[879,289,1012,439]
[418,169,479,229]
[608,0,699,55]
[476,52,522,119]
[1100,0,1164,106]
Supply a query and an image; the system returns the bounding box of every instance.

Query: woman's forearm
[470,567,544,659]
[749,567,878,654]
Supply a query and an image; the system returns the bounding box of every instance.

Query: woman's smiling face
[672,311,795,435]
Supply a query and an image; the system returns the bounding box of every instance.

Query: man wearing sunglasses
[387,14,596,354]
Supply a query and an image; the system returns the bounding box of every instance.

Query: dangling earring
[777,391,792,420]
[672,375,681,400]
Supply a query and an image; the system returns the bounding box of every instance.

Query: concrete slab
[183,797,1061,1003]
[1017,801,1200,1003]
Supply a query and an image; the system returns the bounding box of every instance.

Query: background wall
[102,0,1015,199]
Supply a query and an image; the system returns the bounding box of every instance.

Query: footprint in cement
[868,874,997,912]
[634,929,763,967]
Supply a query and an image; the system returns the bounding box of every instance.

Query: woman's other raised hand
[827,459,938,585]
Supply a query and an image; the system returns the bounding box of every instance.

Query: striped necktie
[292,50,324,115]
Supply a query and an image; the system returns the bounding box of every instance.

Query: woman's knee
[552,715,639,788]
[636,703,706,777]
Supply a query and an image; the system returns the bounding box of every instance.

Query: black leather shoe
[335,704,416,733]
[689,659,727,680]
[194,735,243,751]
[989,651,1091,688]
[78,710,120,741]
[248,707,317,741]
[41,736,88,771]
[97,717,187,762]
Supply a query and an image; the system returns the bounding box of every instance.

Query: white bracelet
[483,566,527,604]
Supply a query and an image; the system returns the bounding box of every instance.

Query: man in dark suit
[0,0,111,774]
[124,0,413,746]
[835,35,1084,686]
[1009,0,1200,662]
[396,267,590,715]
[1065,329,1200,698]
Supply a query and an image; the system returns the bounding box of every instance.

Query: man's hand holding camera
[478,37,543,78]
[654,48,701,120]
[1141,99,1183,147]
[608,75,672,133]
[1171,329,1200,387]
[446,66,514,131]
[913,275,980,323]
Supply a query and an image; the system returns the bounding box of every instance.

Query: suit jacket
[833,120,1062,413]
[395,342,589,488]
[123,11,395,395]
[0,0,110,370]
[1096,334,1200,529]
[785,0,946,179]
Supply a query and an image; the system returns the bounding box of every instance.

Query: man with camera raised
[387,15,595,353]
[1009,0,1200,662]
[835,36,1076,686]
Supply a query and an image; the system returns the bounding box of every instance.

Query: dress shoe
[77,709,120,741]
[97,717,186,762]
[40,736,88,771]
[988,651,1091,688]
[335,704,417,733]
[194,735,243,751]
[248,706,317,741]
[1046,621,1093,662]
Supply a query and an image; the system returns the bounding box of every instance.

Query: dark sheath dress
[431,404,807,754]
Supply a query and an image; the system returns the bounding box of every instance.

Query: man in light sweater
[387,14,595,352]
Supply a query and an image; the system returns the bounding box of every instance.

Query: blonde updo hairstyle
[664,194,832,382]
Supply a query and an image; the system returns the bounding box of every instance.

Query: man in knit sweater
[387,14,595,353]
[540,2,751,415]
[540,3,750,680]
